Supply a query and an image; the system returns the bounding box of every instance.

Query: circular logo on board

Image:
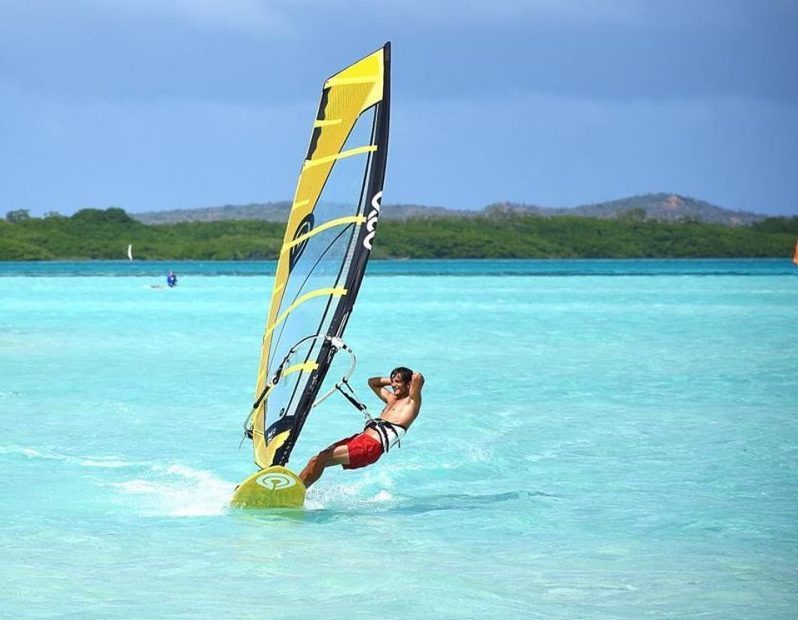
[256,472,297,490]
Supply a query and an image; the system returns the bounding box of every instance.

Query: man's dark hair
[390,367,413,383]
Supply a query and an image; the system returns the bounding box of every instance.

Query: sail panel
[251,43,390,468]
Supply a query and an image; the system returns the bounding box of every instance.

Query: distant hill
[483,194,765,225]
[133,202,292,225]
[132,201,472,225]
[131,193,766,226]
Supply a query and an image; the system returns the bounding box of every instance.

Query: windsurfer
[167,270,178,288]
[298,367,424,488]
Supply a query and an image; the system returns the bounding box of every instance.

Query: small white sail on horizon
[127,244,133,261]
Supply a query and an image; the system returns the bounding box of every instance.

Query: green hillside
[1,208,795,260]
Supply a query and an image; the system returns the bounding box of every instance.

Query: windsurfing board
[231,466,306,508]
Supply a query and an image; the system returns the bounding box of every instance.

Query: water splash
[110,462,235,517]
[304,468,398,511]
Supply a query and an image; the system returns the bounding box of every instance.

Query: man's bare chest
[381,398,409,417]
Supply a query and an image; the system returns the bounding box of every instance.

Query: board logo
[256,472,297,490]
[363,191,382,250]
[289,213,315,271]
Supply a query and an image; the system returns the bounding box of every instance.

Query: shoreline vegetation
[2,207,797,261]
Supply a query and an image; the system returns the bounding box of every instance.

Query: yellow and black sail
[247,43,390,469]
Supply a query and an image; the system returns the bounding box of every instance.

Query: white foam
[0,445,45,458]
[304,469,397,510]
[371,489,394,502]
[0,445,140,469]
[79,458,135,468]
[2,446,233,516]
[110,462,234,517]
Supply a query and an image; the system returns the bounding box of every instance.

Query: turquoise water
[1,260,796,618]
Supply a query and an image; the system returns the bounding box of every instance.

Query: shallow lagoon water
[1,260,796,618]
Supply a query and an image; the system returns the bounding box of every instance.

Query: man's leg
[299,443,350,489]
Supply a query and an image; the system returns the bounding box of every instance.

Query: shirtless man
[298,367,424,489]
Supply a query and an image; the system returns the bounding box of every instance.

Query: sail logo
[363,191,382,250]
[289,213,315,271]
[256,472,297,490]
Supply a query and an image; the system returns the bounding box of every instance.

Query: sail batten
[304,145,377,170]
[248,43,391,469]
[263,286,349,341]
[281,216,366,253]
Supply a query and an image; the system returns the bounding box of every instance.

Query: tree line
[1,207,796,260]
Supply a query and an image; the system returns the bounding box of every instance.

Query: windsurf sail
[244,43,391,469]
[127,244,133,261]
[793,238,798,266]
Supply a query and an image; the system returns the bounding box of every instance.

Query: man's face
[390,373,409,397]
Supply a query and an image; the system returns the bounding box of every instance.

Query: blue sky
[1,0,796,217]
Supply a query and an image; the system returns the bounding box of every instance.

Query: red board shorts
[332,432,384,470]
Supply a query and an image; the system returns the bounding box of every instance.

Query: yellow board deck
[231,466,306,509]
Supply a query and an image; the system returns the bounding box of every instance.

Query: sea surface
[1,259,796,619]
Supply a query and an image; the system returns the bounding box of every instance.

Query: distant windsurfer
[167,270,178,288]
[298,367,424,488]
